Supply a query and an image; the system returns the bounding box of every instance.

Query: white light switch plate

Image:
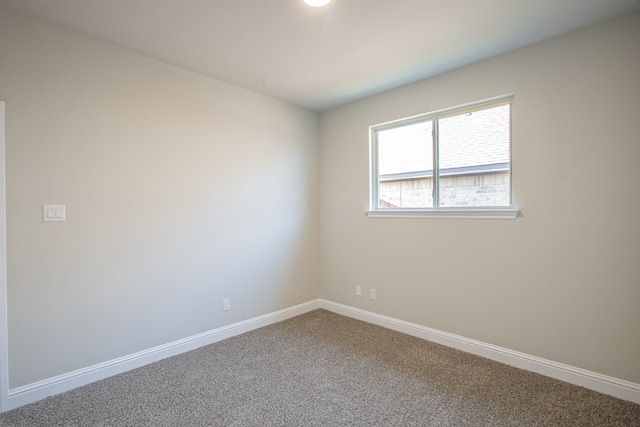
[43,205,66,222]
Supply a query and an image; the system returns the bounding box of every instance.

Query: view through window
[371,97,512,211]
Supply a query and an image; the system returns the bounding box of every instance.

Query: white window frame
[367,95,519,219]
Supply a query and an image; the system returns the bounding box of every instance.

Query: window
[368,96,518,219]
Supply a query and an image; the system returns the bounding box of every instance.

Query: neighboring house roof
[378,104,510,176]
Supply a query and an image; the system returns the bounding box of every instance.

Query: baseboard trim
[319,299,640,405]
[7,299,320,411]
[8,299,639,410]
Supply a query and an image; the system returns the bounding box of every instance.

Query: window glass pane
[438,104,510,207]
[377,121,433,208]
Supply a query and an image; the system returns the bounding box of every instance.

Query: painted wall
[318,12,640,384]
[0,9,318,388]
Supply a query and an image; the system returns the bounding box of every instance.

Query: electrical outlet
[369,288,376,300]
[222,298,230,311]
[355,285,362,296]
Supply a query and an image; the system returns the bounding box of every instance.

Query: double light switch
[43,205,66,222]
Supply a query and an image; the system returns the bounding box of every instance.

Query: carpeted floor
[0,309,638,426]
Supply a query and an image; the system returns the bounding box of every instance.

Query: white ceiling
[1,0,639,111]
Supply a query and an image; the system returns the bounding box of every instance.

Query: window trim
[367,95,519,219]
[365,208,519,220]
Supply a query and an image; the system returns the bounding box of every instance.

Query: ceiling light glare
[304,0,332,7]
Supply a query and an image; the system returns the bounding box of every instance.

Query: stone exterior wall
[379,172,509,208]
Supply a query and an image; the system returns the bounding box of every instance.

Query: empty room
[0,0,639,425]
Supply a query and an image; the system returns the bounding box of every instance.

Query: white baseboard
[7,300,320,411]
[319,299,640,405]
[7,298,639,411]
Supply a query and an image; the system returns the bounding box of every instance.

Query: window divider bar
[432,119,439,208]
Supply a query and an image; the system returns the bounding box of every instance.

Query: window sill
[365,208,520,220]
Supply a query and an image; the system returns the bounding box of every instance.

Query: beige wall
[318,12,640,384]
[0,9,318,388]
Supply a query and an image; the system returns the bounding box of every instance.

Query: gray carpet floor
[0,309,638,426]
